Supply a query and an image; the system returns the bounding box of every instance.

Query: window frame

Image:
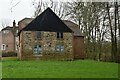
[1,44,6,50]
[3,30,9,34]
[56,32,64,39]
[35,31,42,39]
[33,44,42,55]
[56,44,64,52]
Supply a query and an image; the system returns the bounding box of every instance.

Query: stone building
[0,21,19,53]
[18,8,84,60]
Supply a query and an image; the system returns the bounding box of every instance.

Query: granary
[18,8,84,60]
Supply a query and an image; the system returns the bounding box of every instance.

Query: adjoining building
[0,21,19,54]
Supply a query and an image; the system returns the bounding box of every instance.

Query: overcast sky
[0,0,117,30]
[0,0,35,30]
[0,0,72,30]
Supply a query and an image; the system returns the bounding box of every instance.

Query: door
[73,36,84,59]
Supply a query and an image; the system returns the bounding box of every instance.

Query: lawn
[2,57,118,78]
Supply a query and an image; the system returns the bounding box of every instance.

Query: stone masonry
[20,31,74,60]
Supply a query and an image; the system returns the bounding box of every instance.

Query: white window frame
[1,44,6,50]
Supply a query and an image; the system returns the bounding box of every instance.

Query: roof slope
[21,7,73,33]
[63,20,84,36]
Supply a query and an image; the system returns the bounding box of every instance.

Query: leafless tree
[32,0,68,19]
[1,19,11,28]
[66,0,120,62]
[10,0,21,13]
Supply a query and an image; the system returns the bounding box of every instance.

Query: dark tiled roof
[18,18,84,36]
[20,7,73,33]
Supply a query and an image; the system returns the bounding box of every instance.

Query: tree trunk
[116,2,120,63]
[114,2,118,62]
[106,3,115,61]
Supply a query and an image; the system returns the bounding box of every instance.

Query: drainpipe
[13,20,16,53]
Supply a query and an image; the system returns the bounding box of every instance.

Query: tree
[66,1,108,60]
[66,0,120,62]
[115,2,120,62]
[32,0,67,19]
[1,19,11,29]
[106,2,119,62]
[32,0,119,62]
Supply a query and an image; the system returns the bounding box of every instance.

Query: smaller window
[16,45,18,51]
[36,31,41,39]
[57,33,59,38]
[16,30,19,34]
[6,45,8,47]
[56,44,64,52]
[60,45,64,51]
[3,30,9,34]
[56,45,60,51]
[3,31,6,34]
[1,44,6,50]
[34,44,42,55]
[57,33,63,39]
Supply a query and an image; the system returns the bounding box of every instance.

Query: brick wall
[0,30,15,53]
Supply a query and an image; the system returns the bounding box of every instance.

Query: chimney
[13,20,16,27]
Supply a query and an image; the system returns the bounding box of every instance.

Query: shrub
[2,52,17,57]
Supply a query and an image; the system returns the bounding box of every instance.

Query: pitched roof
[1,26,19,37]
[1,26,18,31]
[1,26,13,31]
[63,20,84,36]
[18,18,34,25]
[20,7,73,33]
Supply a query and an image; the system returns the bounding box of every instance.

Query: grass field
[2,57,118,78]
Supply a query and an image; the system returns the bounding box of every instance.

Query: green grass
[2,57,118,78]
[0,60,1,79]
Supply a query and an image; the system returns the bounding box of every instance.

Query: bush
[2,52,17,57]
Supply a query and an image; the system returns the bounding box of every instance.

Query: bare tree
[1,19,11,28]
[106,3,115,61]
[115,2,120,62]
[32,0,67,19]
[105,2,120,62]
[10,0,21,13]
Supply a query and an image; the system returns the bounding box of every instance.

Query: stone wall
[20,31,74,60]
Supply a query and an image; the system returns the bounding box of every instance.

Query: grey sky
[0,0,35,30]
[0,0,72,30]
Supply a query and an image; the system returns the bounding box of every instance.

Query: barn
[18,7,84,60]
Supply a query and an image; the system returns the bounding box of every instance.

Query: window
[16,45,18,51]
[3,30,9,34]
[57,32,63,39]
[6,45,8,47]
[56,44,64,52]
[16,30,19,34]
[34,44,42,55]
[35,31,41,39]
[1,44,6,50]
[3,31,6,34]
